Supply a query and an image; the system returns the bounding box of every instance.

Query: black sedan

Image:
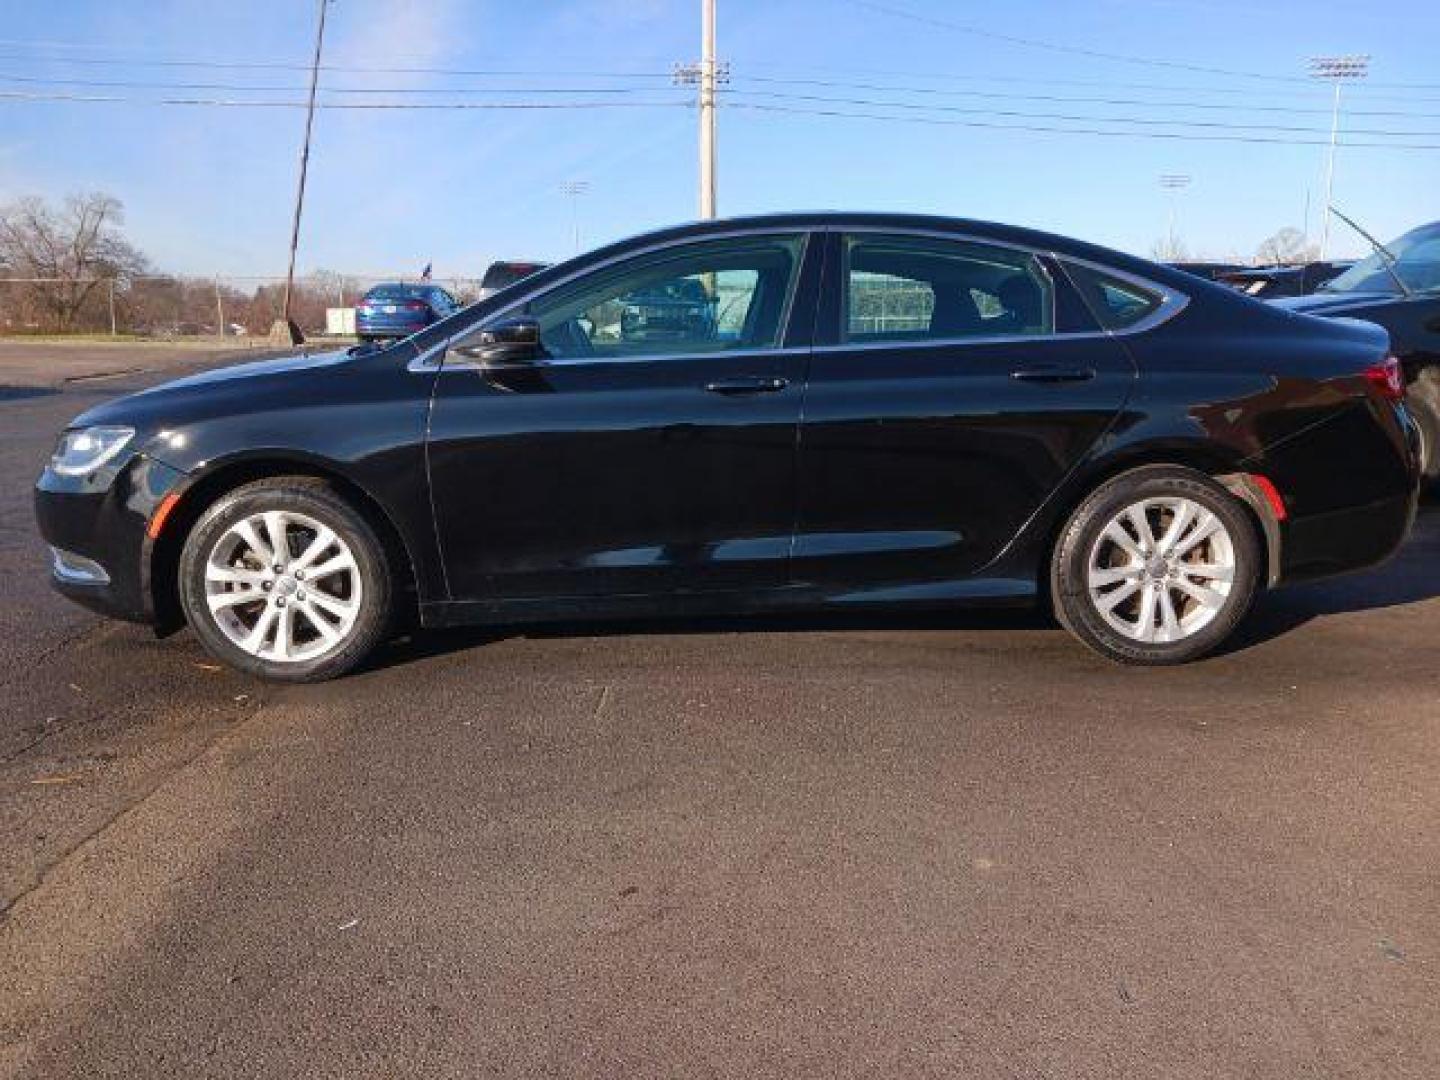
[1272,220,1440,486]
[35,213,1420,681]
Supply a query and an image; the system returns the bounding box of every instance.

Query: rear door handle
[704,376,789,395]
[1010,365,1096,384]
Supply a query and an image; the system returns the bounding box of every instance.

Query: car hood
[66,349,353,433]
[1270,291,1398,316]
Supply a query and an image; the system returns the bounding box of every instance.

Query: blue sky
[1,0,1437,277]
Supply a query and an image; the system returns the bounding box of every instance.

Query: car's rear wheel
[178,478,392,682]
[1051,466,1261,665]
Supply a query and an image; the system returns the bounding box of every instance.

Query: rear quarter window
[1061,261,1166,331]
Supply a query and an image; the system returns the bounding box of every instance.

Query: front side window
[844,234,1054,343]
[526,234,805,360]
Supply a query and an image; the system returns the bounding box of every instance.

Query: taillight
[402,301,428,312]
[1364,355,1406,401]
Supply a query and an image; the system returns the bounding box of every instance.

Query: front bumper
[34,453,188,625]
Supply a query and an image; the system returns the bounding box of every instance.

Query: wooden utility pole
[275,0,329,345]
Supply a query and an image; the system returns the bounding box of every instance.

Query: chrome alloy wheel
[203,510,362,663]
[1086,496,1236,644]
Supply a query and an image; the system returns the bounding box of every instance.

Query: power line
[737,74,1440,120]
[0,90,691,110]
[7,85,1440,145]
[727,101,1440,151]
[844,0,1308,84]
[10,71,1440,119]
[0,72,681,96]
[0,50,676,79]
[843,1,1440,92]
[726,90,1440,140]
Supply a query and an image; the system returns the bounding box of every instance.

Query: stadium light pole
[1310,54,1370,260]
[560,180,590,253]
[276,0,329,345]
[1159,174,1191,256]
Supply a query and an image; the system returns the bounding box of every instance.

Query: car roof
[552,211,1202,295]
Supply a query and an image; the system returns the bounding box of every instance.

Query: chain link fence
[0,273,485,340]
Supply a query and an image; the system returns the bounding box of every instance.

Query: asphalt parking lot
[2,343,1438,1078]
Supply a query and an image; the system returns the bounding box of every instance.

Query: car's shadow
[366,505,1440,673]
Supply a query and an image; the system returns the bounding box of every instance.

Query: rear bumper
[355,314,431,337]
[33,454,187,625]
[1278,490,1417,583]
[1262,400,1421,585]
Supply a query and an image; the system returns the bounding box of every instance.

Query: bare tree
[0,192,148,330]
[1256,227,1319,267]
[1150,235,1191,262]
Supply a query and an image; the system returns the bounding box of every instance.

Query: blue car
[355,283,459,341]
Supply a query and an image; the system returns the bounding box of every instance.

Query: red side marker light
[1364,355,1406,402]
[147,492,182,539]
[1250,474,1288,522]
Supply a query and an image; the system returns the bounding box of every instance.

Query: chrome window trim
[414,226,814,374]
[1049,253,1191,336]
[408,223,1191,373]
[831,224,1190,347]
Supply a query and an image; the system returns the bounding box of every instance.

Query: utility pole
[699,0,717,220]
[560,180,590,253]
[276,0,329,345]
[674,0,728,220]
[1159,174,1191,257]
[1309,54,1369,260]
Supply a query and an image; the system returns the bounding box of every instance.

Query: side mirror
[450,316,544,367]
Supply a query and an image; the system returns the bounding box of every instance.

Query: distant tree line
[0,191,465,336]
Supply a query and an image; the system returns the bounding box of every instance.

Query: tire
[1407,367,1440,492]
[178,477,392,682]
[1050,465,1261,665]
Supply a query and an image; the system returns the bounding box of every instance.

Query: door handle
[704,376,789,395]
[1010,365,1097,384]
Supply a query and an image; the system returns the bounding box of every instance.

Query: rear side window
[843,234,1054,343]
[1060,262,1164,331]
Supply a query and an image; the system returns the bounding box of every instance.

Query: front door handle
[1010,365,1097,384]
[704,376,789,395]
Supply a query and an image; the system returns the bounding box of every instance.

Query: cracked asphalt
[2,343,1438,1078]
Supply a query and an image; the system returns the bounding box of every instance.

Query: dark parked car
[355,283,459,341]
[1271,220,1440,485]
[478,260,549,300]
[619,278,717,342]
[1219,261,1352,299]
[35,213,1419,681]
[1169,261,1245,283]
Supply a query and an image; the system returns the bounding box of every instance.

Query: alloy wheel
[203,509,363,662]
[1085,496,1236,644]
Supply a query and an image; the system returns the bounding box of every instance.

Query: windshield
[363,284,430,301]
[1320,221,1440,295]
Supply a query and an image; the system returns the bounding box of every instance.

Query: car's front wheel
[178,478,392,681]
[1050,466,1261,665]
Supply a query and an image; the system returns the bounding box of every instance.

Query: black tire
[1407,367,1440,492]
[1050,465,1261,665]
[178,477,392,682]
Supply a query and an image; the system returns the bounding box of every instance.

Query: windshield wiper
[1330,206,1413,297]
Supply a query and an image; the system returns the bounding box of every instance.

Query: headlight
[50,426,135,477]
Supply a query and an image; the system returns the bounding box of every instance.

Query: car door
[791,230,1137,588]
[426,230,817,601]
